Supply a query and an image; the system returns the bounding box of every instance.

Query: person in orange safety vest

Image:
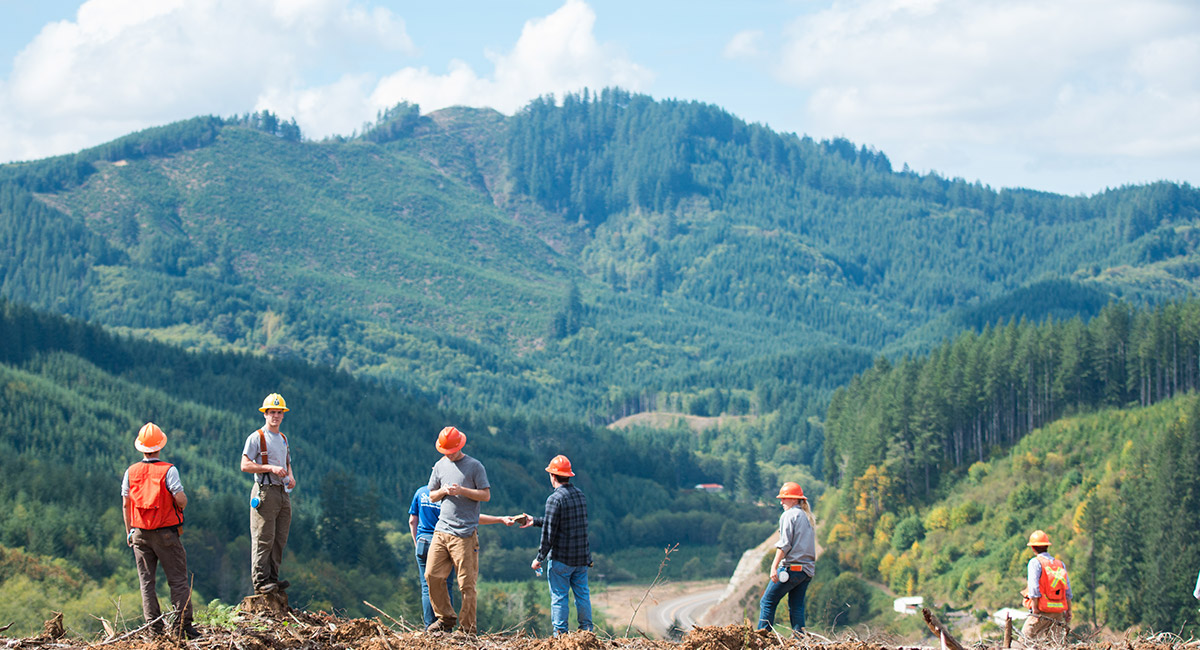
[1020,529,1072,641]
[122,422,201,639]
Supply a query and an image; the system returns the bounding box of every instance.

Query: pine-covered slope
[2,91,1200,430]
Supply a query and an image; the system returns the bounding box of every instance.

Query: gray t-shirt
[428,454,489,537]
[242,428,290,485]
[777,506,816,577]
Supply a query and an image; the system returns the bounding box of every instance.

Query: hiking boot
[275,579,290,590]
[255,582,278,594]
[148,623,165,636]
[425,619,453,633]
[180,623,202,640]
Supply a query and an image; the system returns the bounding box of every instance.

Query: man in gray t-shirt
[425,426,490,634]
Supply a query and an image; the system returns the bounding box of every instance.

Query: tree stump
[41,612,65,640]
[240,591,290,615]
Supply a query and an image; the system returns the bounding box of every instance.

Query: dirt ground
[4,605,1195,650]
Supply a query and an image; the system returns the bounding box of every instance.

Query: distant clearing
[608,411,755,432]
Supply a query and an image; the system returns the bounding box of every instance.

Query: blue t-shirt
[409,485,441,539]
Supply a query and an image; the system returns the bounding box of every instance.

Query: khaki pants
[250,483,291,590]
[1022,610,1067,643]
[425,531,479,633]
[132,527,192,627]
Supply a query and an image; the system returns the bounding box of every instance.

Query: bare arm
[409,514,420,543]
[241,454,288,478]
[445,484,490,502]
[173,491,187,511]
[479,514,515,526]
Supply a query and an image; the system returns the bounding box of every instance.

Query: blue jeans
[757,571,811,632]
[415,535,455,627]
[547,559,593,635]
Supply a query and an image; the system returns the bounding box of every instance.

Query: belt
[787,566,806,571]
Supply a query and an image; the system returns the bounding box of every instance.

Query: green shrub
[892,515,924,551]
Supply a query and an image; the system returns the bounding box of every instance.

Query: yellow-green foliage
[827,395,1200,623]
[0,547,142,638]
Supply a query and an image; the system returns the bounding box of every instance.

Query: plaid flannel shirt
[533,484,590,567]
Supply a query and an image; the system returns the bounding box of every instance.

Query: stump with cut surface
[40,611,65,640]
[240,590,290,615]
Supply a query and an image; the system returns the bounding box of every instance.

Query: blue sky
[1,0,1197,196]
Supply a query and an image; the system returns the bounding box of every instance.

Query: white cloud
[0,0,412,163]
[289,0,653,128]
[724,30,765,60]
[0,0,651,162]
[774,0,1200,191]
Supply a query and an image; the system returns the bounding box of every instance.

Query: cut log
[922,608,965,650]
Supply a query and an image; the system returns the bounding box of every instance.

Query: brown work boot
[425,618,455,633]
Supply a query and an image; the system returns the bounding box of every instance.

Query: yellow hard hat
[135,422,167,453]
[259,393,289,413]
[1027,530,1052,547]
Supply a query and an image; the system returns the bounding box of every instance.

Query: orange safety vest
[126,460,183,530]
[1023,555,1069,612]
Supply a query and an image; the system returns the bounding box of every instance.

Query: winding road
[649,588,725,637]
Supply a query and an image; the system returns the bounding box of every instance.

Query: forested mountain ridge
[5,92,1200,422]
[2,90,1199,458]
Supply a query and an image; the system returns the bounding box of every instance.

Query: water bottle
[777,564,790,582]
[535,565,544,577]
[250,488,261,509]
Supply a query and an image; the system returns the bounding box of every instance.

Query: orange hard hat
[776,482,806,500]
[1027,530,1052,547]
[545,455,575,477]
[135,422,167,453]
[436,426,466,454]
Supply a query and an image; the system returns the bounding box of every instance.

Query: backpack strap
[258,428,269,465]
[256,428,289,485]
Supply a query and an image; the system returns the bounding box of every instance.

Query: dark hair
[1031,545,1049,554]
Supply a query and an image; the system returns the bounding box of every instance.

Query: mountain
[3,91,1198,438]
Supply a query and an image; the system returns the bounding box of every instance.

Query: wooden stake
[922,608,966,650]
[1004,613,1012,648]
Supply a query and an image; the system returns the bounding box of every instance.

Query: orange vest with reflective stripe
[127,461,183,530]
[1035,555,1069,612]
